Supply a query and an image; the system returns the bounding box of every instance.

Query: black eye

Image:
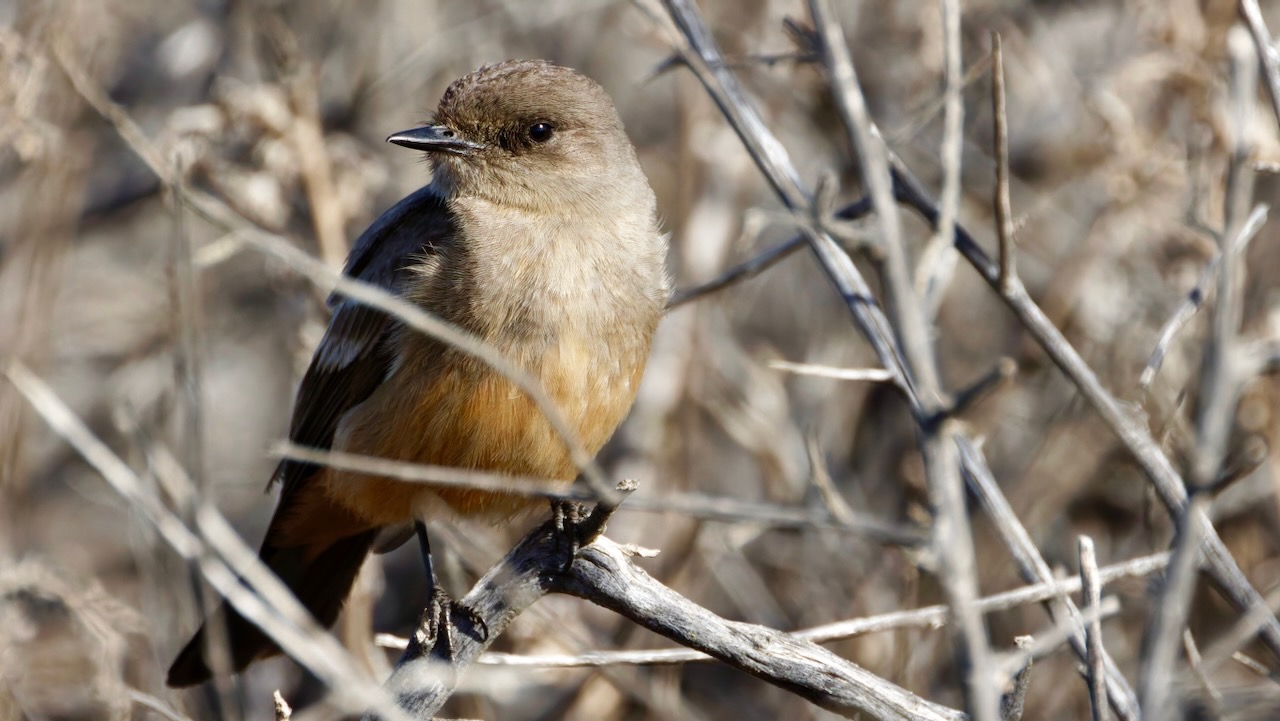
[528,121,555,143]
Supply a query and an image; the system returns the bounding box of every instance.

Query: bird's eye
[528,121,555,143]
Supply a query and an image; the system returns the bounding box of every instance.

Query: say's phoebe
[166,60,669,687]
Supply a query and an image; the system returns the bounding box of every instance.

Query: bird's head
[387,60,647,213]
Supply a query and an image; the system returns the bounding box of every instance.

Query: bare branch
[368,530,967,721]
[945,358,1017,420]
[654,0,915,402]
[665,191,876,310]
[376,550,1169,669]
[668,235,805,307]
[1182,631,1223,712]
[1078,536,1110,721]
[3,360,417,721]
[128,690,198,721]
[768,360,894,382]
[1229,651,1277,679]
[990,31,1017,295]
[1199,572,1280,675]
[1240,0,1280,129]
[557,539,968,721]
[1000,636,1034,721]
[1140,27,1258,720]
[916,0,965,316]
[275,442,925,545]
[1139,205,1268,390]
[957,439,1141,719]
[804,1,996,716]
[888,113,1280,669]
[997,596,1120,677]
[273,21,348,269]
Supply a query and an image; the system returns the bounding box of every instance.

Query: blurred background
[3,0,1280,719]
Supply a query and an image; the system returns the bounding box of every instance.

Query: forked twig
[1139,27,1257,719]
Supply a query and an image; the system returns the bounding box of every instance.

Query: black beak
[386,125,483,155]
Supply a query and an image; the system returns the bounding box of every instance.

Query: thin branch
[889,52,994,146]
[888,128,1280,668]
[997,596,1120,677]
[1240,0,1280,129]
[1140,27,1257,720]
[1182,631,1223,712]
[806,0,930,399]
[958,438,1141,720]
[128,690,198,721]
[991,32,1017,295]
[768,360,894,382]
[273,21,348,269]
[667,234,805,307]
[1139,205,1268,390]
[916,0,965,317]
[651,0,1278,712]
[945,358,1017,420]
[807,437,861,526]
[3,360,417,721]
[369,530,967,721]
[1079,536,1110,721]
[1000,637,1034,721]
[159,53,232,714]
[656,0,916,404]
[556,539,968,721]
[1230,651,1278,679]
[275,442,926,545]
[805,2,996,717]
[1198,567,1280,675]
[376,550,1170,668]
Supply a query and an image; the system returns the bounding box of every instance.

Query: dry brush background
[3,0,1280,719]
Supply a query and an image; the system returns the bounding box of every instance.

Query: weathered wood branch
[368,518,966,721]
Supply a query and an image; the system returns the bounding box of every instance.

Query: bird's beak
[386,125,484,156]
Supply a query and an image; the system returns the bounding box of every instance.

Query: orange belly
[319,334,648,526]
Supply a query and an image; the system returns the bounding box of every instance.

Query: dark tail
[166,528,379,687]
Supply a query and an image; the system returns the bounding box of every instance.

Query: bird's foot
[415,585,455,655]
[551,499,588,571]
[415,587,488,656]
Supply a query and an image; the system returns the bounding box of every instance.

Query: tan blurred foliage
[3,0,1280,719]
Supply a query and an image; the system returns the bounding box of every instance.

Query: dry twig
[915,0,965,316]
[376,550,1169,669]
[1139,27,1257,720]
[368,528,966,721]
[990,31,1016,295]
[1078,536,1109,721]
[1139,205,1268,389]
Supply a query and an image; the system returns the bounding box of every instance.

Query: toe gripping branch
[409,481,637,659]
[552,479,638,572]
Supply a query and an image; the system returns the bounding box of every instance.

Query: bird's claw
[551,499,588,571]
[416,586,454,654]
[416,587,487,655]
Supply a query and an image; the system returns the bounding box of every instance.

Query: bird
[166,59,669,687]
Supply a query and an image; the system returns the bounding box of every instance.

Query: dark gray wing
[273,184,454,498]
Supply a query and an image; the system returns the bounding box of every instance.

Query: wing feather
[273,184,454,499]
